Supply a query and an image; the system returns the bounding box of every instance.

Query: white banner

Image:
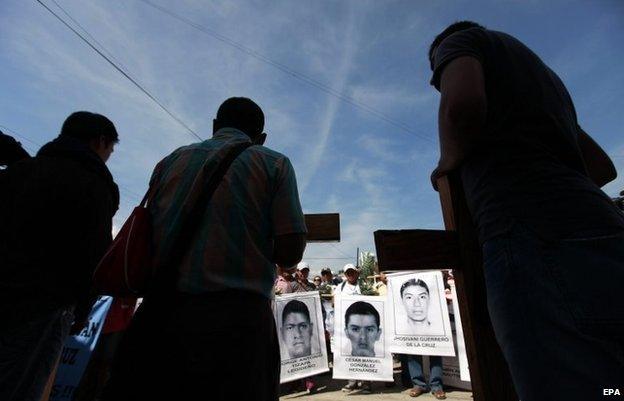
[332,294,393,382]
[320,295,335,353]
[386,271,455,356]
[274,292,329,383]
[450,281,471,381]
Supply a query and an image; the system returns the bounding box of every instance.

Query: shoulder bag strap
[150,141,253,296]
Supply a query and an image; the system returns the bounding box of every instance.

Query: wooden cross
[374,174,517,401]
[304,213,340,242]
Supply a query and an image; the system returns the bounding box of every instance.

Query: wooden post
[373,174,517,400]
[304,213,340,242]
[437,173,517,401]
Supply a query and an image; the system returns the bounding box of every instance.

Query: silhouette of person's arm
[577,127,616,187]
[274,233,306,269]
[431,56,487,190]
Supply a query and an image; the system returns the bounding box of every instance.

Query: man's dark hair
[400,278,430,298]
[215,97,264,139]
[0,131,30,166]
[282,300,311,324]
[345,301,380,328]
[60,111,119,145]
[321,268,332,277]
[428,21,485,69]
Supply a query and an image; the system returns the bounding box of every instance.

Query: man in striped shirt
[104,97,306,401]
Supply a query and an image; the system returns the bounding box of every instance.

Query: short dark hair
[321,268,332,276]
[215,97,264,138]
[345,301,380,328]
[60,111,118,145]
[282,300,311,324]
[428,21,485,69]
[400,278,429,298]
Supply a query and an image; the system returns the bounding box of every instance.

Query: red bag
[93,194,154,296]
[93,142,252,297]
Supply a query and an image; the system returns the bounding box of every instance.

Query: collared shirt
[148,128,307,299]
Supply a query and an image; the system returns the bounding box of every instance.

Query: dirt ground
[279,369,473,401]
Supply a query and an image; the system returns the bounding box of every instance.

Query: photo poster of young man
[274,291,329,383]
[386,271,455,356]
[332,294,394,382]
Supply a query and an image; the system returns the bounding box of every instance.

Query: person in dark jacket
[0,112,119,401]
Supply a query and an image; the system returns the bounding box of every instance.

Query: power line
[35,0,202,141]
[330,243,354,259]
[49,0,131,74]
[137,0,433,143]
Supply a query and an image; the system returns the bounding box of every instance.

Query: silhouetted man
[0,112,119,401]
[103,97,306,401]
[428,21,624,400]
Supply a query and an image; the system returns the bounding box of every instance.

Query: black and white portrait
[274,292,329,383]
[332,294,394,382]
[394,275,445,336]
[386,271,456,357]
[340,300,385,358]
[277,297,321,360]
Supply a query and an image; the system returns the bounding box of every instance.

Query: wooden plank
[374,229,459,271]
[304,213,340,242]
[437,174,518,401]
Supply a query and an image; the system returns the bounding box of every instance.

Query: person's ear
[376,328,382,340]
[253,133,267,145]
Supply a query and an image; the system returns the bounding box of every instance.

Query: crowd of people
[1,19,623,401]
[274,262,451,399]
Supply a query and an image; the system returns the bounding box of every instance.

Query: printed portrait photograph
[340,300,385,358]
[392,274,446,336]
[277,298,322,361]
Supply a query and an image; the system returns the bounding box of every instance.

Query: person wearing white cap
[298,262,316,290]
[335,264,361,296]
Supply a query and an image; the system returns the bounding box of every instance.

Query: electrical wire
[35,0,202,141]
[137,0,433,143]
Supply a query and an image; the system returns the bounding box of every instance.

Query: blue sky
[1,0,623,273]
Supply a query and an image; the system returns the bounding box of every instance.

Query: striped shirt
[148,128,307,299]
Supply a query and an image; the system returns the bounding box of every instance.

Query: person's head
[313,276,322,286]
[281,300,313,358]
[213,97,265,144]
[297,261,311,280]
[400,279,430,323]
[344,264,359,285]
[321,268,333,283]
[344,301,381,357]
[322,299,335,335]
[428,21,485,70]
[60,111,118,162]
[379,272,387,285]
[277,265,293,280]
